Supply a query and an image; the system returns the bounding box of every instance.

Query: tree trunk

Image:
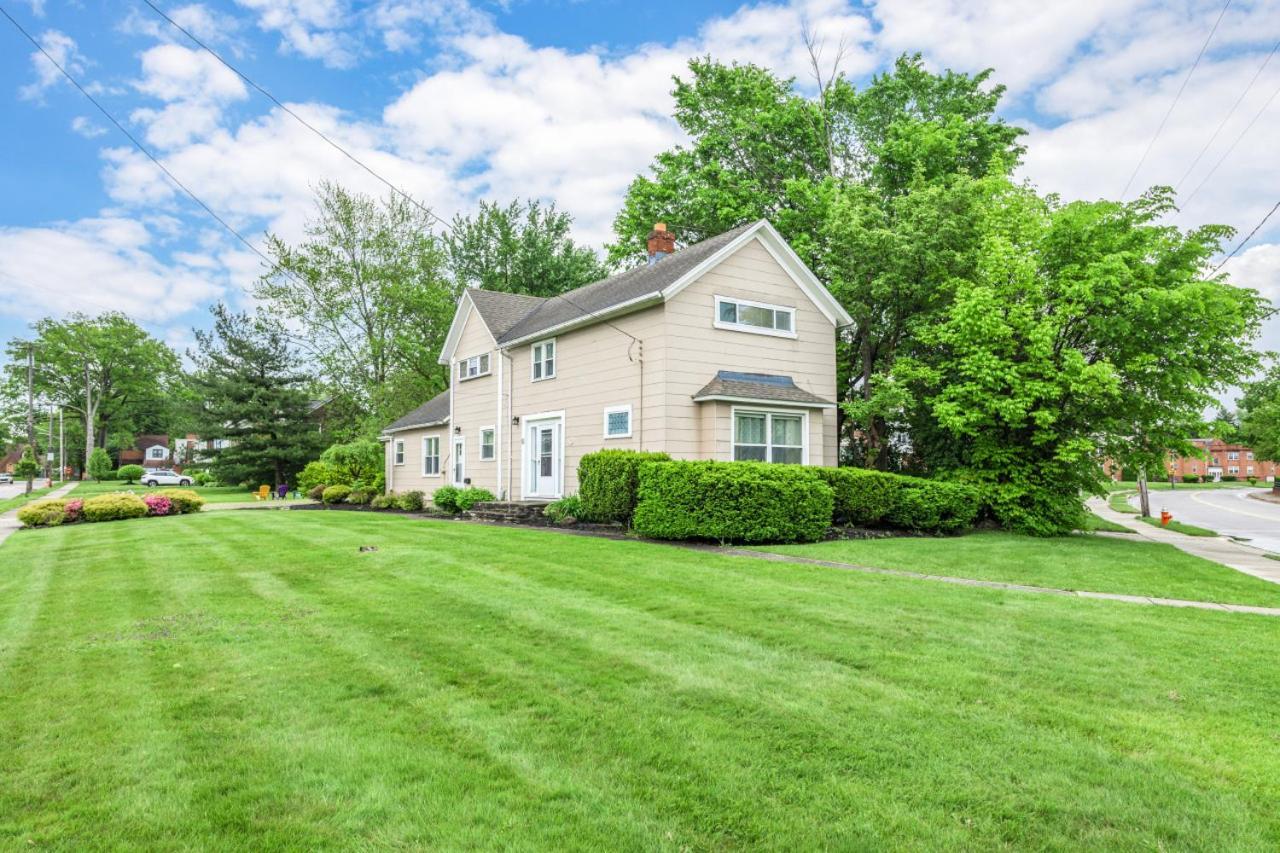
[1137,469,1151,518]
[83,364,95,474]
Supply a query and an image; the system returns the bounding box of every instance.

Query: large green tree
[256,182,455,433]
[446,199,608,297]
[1240,364,1280,463]
[610,54,1025,466]
[898,181,1270,533]
[190,305,324,488]
[4,314,180,471]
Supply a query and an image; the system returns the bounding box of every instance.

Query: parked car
[141,469,192,487]
[0,473,12,484]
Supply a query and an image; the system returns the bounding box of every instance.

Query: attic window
[458,353,491,380]
[715,296,795,338]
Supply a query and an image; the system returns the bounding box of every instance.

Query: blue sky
[2,0,1279,375]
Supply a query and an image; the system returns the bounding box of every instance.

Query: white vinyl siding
[531,339,556,381]
[422,436,440,475]
[714,295,795,338]
[733,409,805,464]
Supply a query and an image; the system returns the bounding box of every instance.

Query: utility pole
[45,402,53,482]
[24,343,35,496]
[59,407,64,482]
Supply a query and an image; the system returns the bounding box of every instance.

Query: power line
[1175,39,1280,191]
[1121,0,1232,200]
[1179,73,1280,207]
[1211,200,1279,273]
[139,0,451,231]
[0,2,307,288]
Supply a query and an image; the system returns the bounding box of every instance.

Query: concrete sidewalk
[0,482,80,548]
[1088,497,1280,586]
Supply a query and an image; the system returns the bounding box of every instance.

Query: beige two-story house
[380,220,853,501]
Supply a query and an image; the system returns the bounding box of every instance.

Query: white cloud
[232,0,359,68]
[0,218,226,323]
[70,116,107,138]
[19,29,85,101]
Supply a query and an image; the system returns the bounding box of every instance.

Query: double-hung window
[458,353,491,380]
[422,436,440,475]
[715,296,795,337]
[148,446,167,460]
[733,410,804,464]
[531,339,556,381]
[480,427,495,460]
[393,439,405,465]
[603,405,632,439]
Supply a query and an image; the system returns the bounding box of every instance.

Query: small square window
[603,405,631,438]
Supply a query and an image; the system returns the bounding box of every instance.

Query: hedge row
[18,489,205,529]
[578,450,980,544]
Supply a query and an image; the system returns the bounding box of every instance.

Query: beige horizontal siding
[384,426,450,499]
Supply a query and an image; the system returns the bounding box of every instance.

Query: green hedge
[885,476,980,533]
[17,499,68,528]
[322,485,352,505]
[632,460,834,544]
[815,467,902,525]
[81,493,148,523]
[578,450,671,523]
[434,486,493,513]
[156,489,205,514]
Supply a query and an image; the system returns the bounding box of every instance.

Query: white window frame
[147,446,167,460]
[479,426,495,461]
[531,338,556,381]
[1228,451,1239,461]
[393,439,405,466]
[457,352,491,381]
[713,295,797,339]
[422,436,441,476]
[602,404,633,439]
[452,435,466,486]
[1228,465,1240,475]
[730,406,808,465]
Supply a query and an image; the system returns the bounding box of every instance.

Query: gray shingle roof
[382,389,450,433]
[497,222,758,343]
[468,289,548,339]
[693,371,834,407]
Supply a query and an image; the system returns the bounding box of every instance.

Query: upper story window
[1228,451,1239,460]
[458,353,491,381]
[1248,451,1255,460]
[603,405,632,439]
[393,439,405,466]
[147,446,167,460]
[715,296,795,338]
[733,410,805,465]
[531,339,556,381]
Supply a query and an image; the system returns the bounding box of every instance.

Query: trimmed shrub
[307,484,328,501]
[321,485,352,505]
[64,499,84,523]
[298,460,340,493]
[816,467,902,526]
[544,494,583,523]
[81,493,148,523]
[143,494,174,517]
[886,476,980,533]
[87,448,114,482]
[454,487,495,512]
[371,493,398,509]
[397,490,425,512]
[118,464,146,484]
[157,489,204,514]
[633,460,833,544]
[1248,476,1258,486]
[1222,474,1238,482]
[578,449,672,524]
[17,499,68,528]
[192,470,214,486]
[433,485,461,513]
[1181,474,1201,483]
[347,488,374,505]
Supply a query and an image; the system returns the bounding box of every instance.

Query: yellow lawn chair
[255,484,271,501]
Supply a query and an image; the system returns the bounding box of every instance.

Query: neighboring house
[0,448,22,474]
[118,434,176,470]
[1165,438,1277,482]
[381,220,853,501]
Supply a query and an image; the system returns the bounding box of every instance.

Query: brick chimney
[646,222,675,265]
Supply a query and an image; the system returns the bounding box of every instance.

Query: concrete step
[467,501,551,524]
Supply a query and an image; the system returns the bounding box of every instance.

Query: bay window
[733,410,804,464]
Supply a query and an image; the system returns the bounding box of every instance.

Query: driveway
[1132,488,1280,555]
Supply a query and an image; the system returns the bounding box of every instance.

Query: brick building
[1164,438,1276,482]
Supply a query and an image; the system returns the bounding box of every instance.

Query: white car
[0,473,12,484]
[141,469,193,487]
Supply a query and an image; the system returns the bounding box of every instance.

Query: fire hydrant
[1160,509,1173,527]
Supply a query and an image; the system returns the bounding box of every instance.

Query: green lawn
[1138,516,1219,537]
[1,512,1279,849]
[67,481,306,504]
[1080,511,1134,534]
[0,484,57,514]
[758,531,1280,606]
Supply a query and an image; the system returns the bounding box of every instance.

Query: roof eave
[691,394,836,410]
[382,416,451,434]
[499,292,664,348]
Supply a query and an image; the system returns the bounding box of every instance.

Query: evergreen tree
[190,305,323,488]
[14,445,40,495]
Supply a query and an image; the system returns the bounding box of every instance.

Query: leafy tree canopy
[1240,363,1280,462]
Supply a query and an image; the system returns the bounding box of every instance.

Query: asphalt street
[1134,488,1280,555]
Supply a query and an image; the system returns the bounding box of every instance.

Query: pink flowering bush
[143,494,174,517]
[63,499,84,523]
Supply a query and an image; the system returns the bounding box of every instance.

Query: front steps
[467,501,552,524]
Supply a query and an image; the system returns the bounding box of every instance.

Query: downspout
[496,347,504,499]
[504,348,514,500]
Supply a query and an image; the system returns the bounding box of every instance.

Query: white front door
[452,436,465,486]
[525,417,562,498]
